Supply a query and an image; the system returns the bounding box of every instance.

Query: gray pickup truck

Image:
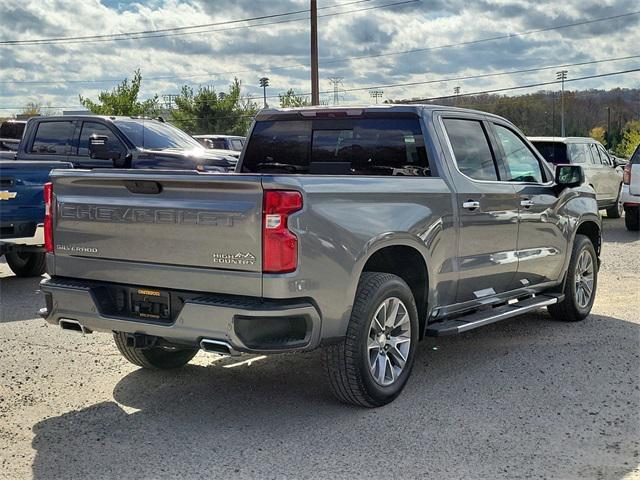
[40,105,601,407]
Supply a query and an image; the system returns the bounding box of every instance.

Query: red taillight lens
[623,164,631,185]
[262,190,302,273]
[43,182,53,253]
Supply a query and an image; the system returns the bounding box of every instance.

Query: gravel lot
[1,217,638,480]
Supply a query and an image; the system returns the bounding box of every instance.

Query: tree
[79,69,160,116]
[614,120,640,158]
[589,126,607,146]
[170,78,258,135]
[279,89,311,108]
[21,102,42,116]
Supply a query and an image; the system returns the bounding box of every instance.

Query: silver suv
[529,137,623,218]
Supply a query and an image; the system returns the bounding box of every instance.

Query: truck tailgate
[0,161,71,237]
[51,170,264,277]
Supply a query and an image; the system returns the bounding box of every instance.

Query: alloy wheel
[367,297,411,386]
[574,249,595,308]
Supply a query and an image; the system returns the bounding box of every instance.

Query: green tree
[170,78,258,135]
[589,126,607,146]
[79,69,160,116]
[279,89,311,108]
[614,120,640,158]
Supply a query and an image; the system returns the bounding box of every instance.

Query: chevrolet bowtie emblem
[0,191,17,201]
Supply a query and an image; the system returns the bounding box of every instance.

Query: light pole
[556,70,568,137]
[369,90,383,104]
[259,77,269,108]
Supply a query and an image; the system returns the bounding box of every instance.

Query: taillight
[44,182,53,253]
[623,164,631,185]
[262,190,303,273]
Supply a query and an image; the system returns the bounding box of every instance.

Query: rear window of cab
[241,117,431,176]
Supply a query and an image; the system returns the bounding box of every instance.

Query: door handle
[520,199,535,208]
[462,200,480,210]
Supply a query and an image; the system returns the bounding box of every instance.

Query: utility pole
[310,0,320,105]
[259,77,269,108]
[606,106,611,147]
[453,86,461,106]
[369,90,383,104]
[551,92,556,137]
[556,70,568,137]
[329,77,343,105]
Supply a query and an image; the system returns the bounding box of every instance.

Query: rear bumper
[40,277,322,354]
[0,224,43,246]
[621,184,640,206]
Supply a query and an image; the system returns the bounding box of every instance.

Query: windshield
[531,141,568,165]
[114,120,203,150]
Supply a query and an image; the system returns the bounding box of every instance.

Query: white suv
[621,144,640,231]
[530,137,624,218]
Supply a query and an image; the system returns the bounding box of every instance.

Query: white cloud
[0,0,638,115]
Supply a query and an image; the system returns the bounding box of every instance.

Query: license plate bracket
[131,288,171,320]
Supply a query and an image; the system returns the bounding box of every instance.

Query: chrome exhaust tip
[200,338,240,356]
[59,318,92,334]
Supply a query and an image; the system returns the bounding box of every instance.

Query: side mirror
[555,164,584,188]
[88,134,121,162]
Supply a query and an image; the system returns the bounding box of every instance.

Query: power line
[406,68,640,103]
[1,60,638,110]
[0,0,374,45]
[258,54,640,100]
[0,0,416,46]
[3,9,637,86]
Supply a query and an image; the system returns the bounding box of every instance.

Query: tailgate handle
[0,177,14,187]
[124,180,162,194]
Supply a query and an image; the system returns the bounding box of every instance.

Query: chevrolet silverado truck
[39,105,601,407]
[15,115,238,171]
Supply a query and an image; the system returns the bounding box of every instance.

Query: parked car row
[0,115,240,276]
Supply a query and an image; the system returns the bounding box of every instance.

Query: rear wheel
[322,272,419,407]
[625,206,639,231]
[605,186,623,218]
[113,332,198,369]
[5,251,46,277]
[548,234,598,322]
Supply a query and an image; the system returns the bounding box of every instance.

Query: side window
[31,121,75,155]
[78,122,126,157]
[493,124,544,183]
[443,118,498,181]
[596,145,611,166]
[586,144,601,165]
[567,143,588,164]
[631,145,640,165]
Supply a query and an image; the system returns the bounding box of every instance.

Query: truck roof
[26,115,166,123]
[255,104,509,122]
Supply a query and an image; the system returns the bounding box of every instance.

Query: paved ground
[0,217,638,480]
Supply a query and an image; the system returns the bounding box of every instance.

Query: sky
[0,0,639,115]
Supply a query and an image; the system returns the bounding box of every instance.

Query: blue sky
[0,0,638,115]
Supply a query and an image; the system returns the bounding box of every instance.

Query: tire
[625,206,640,231]
[113,332,198,369]
[548,234,598,322]
[605,186,623,218]
[5,251,46,277]
[322,272,419,407]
